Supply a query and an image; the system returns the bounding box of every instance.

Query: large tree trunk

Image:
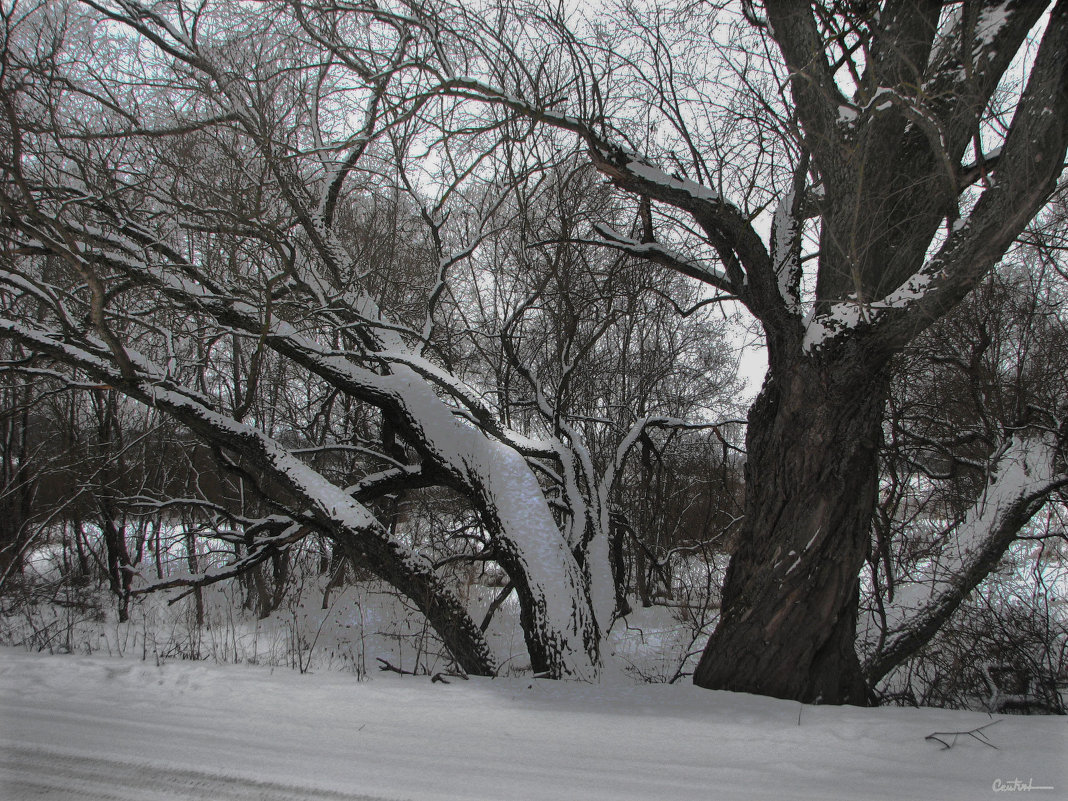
[693,355,889,704]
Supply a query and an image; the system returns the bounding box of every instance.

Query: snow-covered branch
[863,430,1068,684]
[589,225,733,294]
[0,315,500,675]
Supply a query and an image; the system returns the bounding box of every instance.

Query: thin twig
[925,720,1000,750]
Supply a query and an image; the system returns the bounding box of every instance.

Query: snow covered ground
[1,647,1064,801]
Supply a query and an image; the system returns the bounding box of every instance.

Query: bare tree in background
[0,0,744,680]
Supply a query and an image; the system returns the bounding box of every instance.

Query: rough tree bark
[693,354,889,702]
[693,0,1067,704]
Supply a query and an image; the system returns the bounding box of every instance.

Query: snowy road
[1,648,1065,800]
[0,744,394,800]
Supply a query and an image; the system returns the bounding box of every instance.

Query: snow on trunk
[770,190,802,312]
[164,263,604,678]
[381,364,601,679]
[286,173,603,679]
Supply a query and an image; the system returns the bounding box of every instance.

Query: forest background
[0,0,1066,715]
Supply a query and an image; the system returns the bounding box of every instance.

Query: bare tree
[414,0,1068,702]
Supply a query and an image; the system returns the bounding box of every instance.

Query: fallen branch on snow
[925,720,1000,750]
[376,658,418,676]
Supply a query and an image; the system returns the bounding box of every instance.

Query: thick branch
[764,0,849,180]
[863,432,1067,684]
[806,4,1068,354]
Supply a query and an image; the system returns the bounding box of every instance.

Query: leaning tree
[1,0,601,678]
[420,0,1068,702]
[0,0,747,680]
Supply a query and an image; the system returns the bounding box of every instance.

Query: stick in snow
[924,720,1000,750]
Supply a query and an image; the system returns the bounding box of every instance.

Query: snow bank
[1,648,1064,801]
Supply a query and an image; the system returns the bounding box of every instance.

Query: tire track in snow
[0,744,404,801]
